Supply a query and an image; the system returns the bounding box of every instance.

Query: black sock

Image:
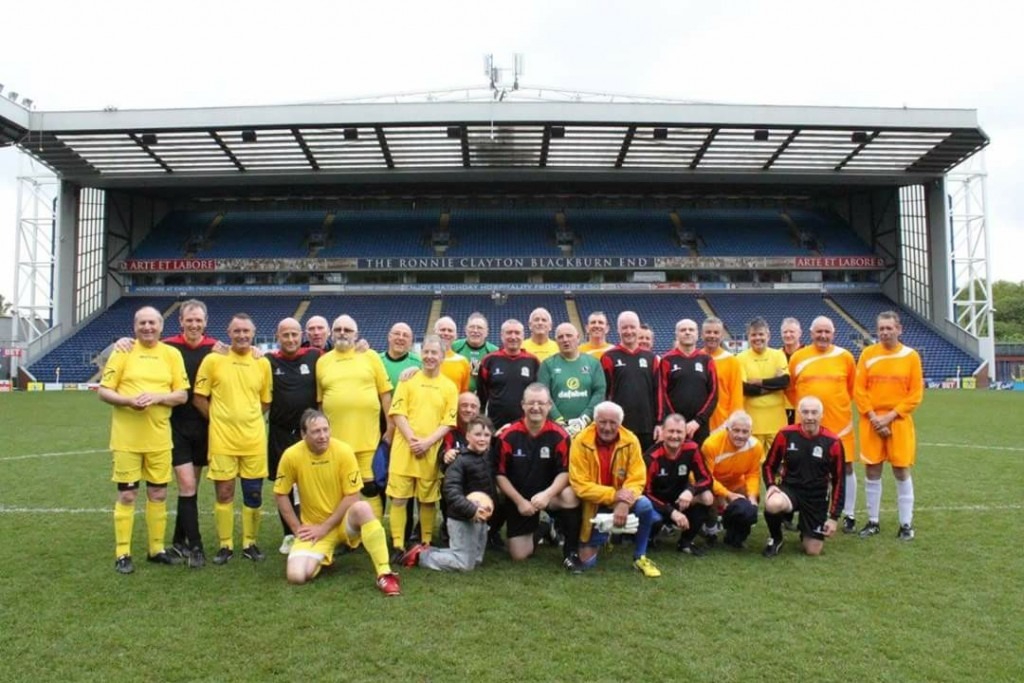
[178,494,201,548]
[765,511,783,544]
[559,507,582,557]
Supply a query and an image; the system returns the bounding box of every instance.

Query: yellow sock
[242,506,261,548]
[214,501,234,549]
[145,499,168,556]
[361,518,392,576]
[389,503,407,549]
[114,502,135,558]
[364,492,384,520]
[419,502,436,544]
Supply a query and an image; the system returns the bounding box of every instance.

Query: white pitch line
[3,503,1021,515]
[0,448,107,463]
[921,442,1024,453]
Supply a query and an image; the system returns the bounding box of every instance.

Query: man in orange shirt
[787,316,858,532]
[854,311,923,541]
[701,410,763,549]
[701,317,744,433]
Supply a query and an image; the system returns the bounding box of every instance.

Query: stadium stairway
[427,298,444,337]
[565,298,583,332]
[294,300,311,322]
[696,296,720,328]
[824,296,872,341]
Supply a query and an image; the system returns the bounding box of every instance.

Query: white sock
[896,477,914,527]
[843,471,857,518]
[865,478,882,523]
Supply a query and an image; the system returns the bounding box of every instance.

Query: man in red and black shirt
[658,318,718,446]
[644,413,715,555]
[762,395,845,557]
[477,319,540,430]
[601,311,660,452]
[267,317,322,552]
[495,384,583,572]
[163,299,219,567]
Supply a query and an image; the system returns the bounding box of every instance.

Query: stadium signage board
[120,254,885,273]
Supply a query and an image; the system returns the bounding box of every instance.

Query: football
[466,491,494,520]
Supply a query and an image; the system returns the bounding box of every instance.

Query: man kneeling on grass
[274,409,401,596]
[402,416,497,571]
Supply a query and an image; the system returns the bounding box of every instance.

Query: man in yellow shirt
[434,316,471,393]
[194,313,273,565]
[386,335,458,557]
[275,409,401,596]
[787,316,858,532]
[579,311,614,359]
[701,410,763,549]
[854,311,924,541]
[99,306,189,574]
[737,317,790,451]
[522,307,559,361]
[701,317,744,433]
[316,314,394,518]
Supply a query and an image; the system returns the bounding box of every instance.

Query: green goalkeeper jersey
[537,352,606,422]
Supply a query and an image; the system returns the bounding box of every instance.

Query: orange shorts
[859,416,916,468]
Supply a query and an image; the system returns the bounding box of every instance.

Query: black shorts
[779,485,829,541]
[171,428,209,468]
[268,424,301,480]
[503,500,543,539]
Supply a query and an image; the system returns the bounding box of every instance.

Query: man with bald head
[316,314,394,519]
[477,319,540,430]
[786,315,858,531]
[99,306,189,573]
[267,317,323,553]
[522,307,559,362]
[303,315,332,352]
[538,322,605,436]
[435,316,471,393]
[601,311,660,451]
[701,316,744,433]
[658,318,717,446]
[380,322,421,388]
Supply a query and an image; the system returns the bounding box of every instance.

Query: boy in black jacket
[402,417,496,571]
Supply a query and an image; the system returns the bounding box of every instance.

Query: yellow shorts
[386,473,441,503]
[288,512,361,566]
[207,453,268,480]
[859,417,916,468]
[111,450,172,485]
[355,450,375,482]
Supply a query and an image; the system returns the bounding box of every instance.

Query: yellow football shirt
[274,437,362,525]
[194,350,272,456]
[736,346,789,437]
[101,342,189,452]
[388,371,458,479]
[522,338,559,362]
[317,348,392,453]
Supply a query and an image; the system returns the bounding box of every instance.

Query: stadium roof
[0,97,988,188]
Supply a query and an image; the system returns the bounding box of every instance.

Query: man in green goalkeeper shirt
[538,323,606,437]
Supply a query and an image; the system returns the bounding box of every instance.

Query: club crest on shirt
[695,362,703,373]
[540,446,551,459]
[639,358,648,368]
[520,367,530,378]
[677,464,688,476]
[812,446,823,459]
[300,364,310,375]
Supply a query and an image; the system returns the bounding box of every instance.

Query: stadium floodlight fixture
[851,131,869,144]
[241,129,258,143]
[21,98,33,109]
[141,133,158,145]
[8,91,19,101]
[754,129,770,141]
[550,125,566,139]
[343,127,358,141]
[653,127,669,140]
[446,126,462,139]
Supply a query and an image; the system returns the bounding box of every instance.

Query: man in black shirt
[601,311,660,451]
[762,396,845,557]
[495,384,583,572]
[644,413,715,555]
[477,319,539,430]
[658,318,718,446]
[268,317,321,554]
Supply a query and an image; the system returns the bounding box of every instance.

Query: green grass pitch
[1,390,1021,682]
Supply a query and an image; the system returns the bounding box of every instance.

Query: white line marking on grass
[0,448,107,462]
[921,442,1024,452]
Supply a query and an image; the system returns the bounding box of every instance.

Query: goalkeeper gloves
[590,513,640,534]
[566,413,592,436]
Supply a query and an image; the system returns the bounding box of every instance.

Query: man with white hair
[762,396,845,557]
[601,311,660,452]
[786,316,858,532]
[569,401,661,578]
[701,410,763,549]
[451,312,498,391]
[522,307,559,362]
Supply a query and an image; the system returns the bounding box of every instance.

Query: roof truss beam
[128,133,172,173]
[615,125,636,168]
[209,131,246,172]
[291,128,320,171]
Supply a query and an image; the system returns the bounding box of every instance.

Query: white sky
[1,0,1022,307]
